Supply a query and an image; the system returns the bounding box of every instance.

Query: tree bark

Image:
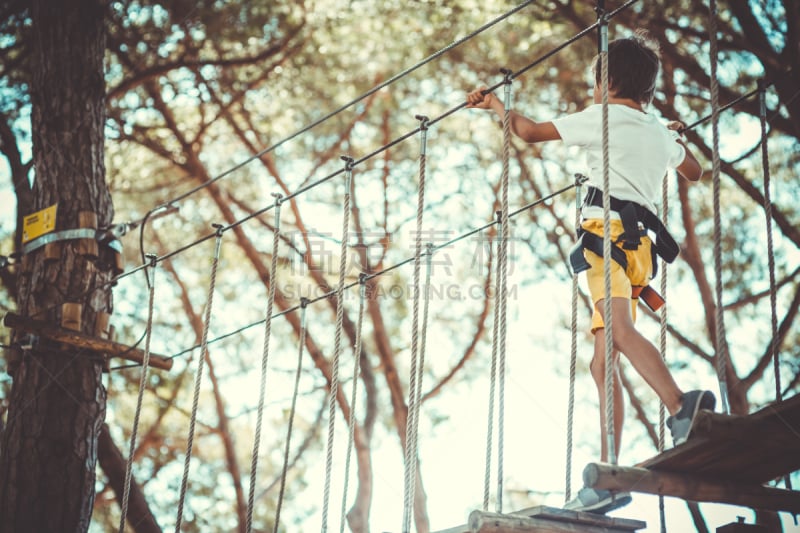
[0,1,113,532]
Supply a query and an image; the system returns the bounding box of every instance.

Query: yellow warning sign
[22,204,58,244]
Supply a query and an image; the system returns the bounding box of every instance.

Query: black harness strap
[583,186,680,264]
[568,187,678,310]
[569,229,628,274]
[568,230,666,311]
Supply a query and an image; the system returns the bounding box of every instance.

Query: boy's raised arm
[667,121,703,182]
[467,87,561,144]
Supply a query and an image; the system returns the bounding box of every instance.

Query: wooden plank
[433,505,646,533]
[583,463,800,514]
[513,506,644,530]
[4,312,173,371]
[468,507,645,533]
[639,394,800,484]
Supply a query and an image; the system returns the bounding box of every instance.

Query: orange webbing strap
[631,285,665,312]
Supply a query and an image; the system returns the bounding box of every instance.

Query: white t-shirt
[551,104,685,217]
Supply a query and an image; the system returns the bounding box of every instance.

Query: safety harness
[568,186,679,311]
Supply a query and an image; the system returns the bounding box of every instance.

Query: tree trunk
[0,1,113,532]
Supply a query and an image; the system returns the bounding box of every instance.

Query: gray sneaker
[564,487,632,514]
[666,390,716,446]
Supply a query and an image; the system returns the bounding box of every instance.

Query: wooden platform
[585,394,800,513]
[433,506,645,533]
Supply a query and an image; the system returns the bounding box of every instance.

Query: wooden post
[3,312,173,371]
[61,302,82,331]
[77,211,98,257]
[43,241,61,261]
[583,462,800,514]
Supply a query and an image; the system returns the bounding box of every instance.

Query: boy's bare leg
[602,297,683,415]
[590,334,624,462]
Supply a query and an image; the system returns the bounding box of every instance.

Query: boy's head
[593,31,661,105]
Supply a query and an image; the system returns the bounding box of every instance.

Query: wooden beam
[583,462,800,514]
[4,312,173,371]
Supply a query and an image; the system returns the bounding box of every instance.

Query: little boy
[467,32,715,514]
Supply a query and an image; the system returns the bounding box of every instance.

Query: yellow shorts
[582,219,653,332]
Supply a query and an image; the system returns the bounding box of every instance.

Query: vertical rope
[321,156,354,532]
[598,14,617,466]
[402,116,430,533]
[175,225,224,532]
[484,214,500,510]
[708,0,731,415]
[759,83,781,403]
[118,254,158,533]
[339,278,367,533]
[418,245,435,407]
[274,299,309,533]
[759,82,790,492]
[658,174,669,533]
[495,69,513,513]
[565,174,584,502]
[246,193,283,533]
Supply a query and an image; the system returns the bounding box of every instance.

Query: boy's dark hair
[593,31,661,105]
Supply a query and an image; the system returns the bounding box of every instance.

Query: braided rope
[565,176,583,502]
[402,116,429,533]
[274,300,309,533]
[321,157,354,532]
[418,246,434,404]
[118,254,157,533]
[245,194,283,533]
[599,19,616,466]
[175,226,224,532]
[708,0,731,414]
[484,220,500,510]
[339,281,367,533]
[658,174,669,533]
[759,85,781,403]
[495,71,513,513]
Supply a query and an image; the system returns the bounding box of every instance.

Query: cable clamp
[574,173,590,187]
